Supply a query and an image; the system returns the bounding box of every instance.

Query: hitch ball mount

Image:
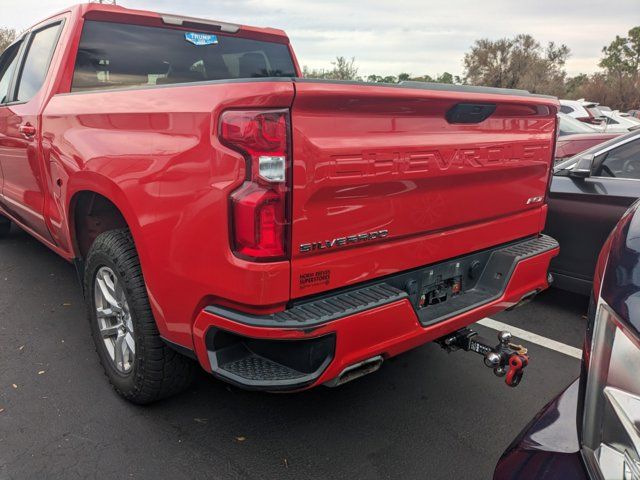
[437,328,529,387]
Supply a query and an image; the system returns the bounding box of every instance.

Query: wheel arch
[66,173,172,342]
[66,173,143,261]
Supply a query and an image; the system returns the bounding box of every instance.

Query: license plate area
[420,274,463,308]
[384,253,493,314]
[381,237,542,326]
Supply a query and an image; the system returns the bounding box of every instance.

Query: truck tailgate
[290,80,558,298]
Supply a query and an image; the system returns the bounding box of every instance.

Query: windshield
[558,113,596,135]
[555,130,640,171]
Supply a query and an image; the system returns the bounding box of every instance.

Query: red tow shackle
[505,354,529,387]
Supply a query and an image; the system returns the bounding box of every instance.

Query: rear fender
[65,173,174,338]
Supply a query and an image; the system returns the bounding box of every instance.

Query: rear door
[0,39,24,211]
[0,20,62,240]
[290,80,558,297]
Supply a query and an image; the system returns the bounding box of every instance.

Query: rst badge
[299,230,389,253]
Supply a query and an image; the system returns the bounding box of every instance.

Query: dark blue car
[495,199,640,479]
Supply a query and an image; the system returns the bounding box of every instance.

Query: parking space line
[477,318,583,360]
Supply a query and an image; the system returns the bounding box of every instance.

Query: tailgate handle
[446,103,496,124]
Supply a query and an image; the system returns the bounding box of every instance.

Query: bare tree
[563,26,639,110]
[463,34,570,96]
[0,27,17,53]
[596,26,640,109]
[303,56,360,81]
[330,56,358,80]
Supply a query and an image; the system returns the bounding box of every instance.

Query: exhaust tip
[325,355,384,388]
[506,289,540,311]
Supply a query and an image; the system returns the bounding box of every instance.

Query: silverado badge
[299,230,389,253]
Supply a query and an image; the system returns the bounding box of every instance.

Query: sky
[1,0,638,79]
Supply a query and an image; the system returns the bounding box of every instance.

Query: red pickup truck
[0,4,559,403]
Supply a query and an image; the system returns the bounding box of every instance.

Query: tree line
[303,26,640,111]
[2,25,638,110]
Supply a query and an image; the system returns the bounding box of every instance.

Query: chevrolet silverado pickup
[0,3,559,403]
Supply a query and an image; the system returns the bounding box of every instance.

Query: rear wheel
[0,216,11,238]
[84,229,195,404]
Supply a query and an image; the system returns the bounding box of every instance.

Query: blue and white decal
[184,32,219,46]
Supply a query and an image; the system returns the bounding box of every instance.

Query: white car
[559,99,605,126]
[600,110,640,133]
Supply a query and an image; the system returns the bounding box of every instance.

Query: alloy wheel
[93,266,135,374]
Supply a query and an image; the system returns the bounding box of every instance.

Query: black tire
[84,229,195,404]
[0,216,11,238]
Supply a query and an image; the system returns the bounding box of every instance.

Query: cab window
[16,23,62,102]
[72,21,297,92]
[0,41,22,104]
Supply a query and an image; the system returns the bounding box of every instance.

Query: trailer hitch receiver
[437,328,529,387]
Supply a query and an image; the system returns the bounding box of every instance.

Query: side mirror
[568,154,595,179]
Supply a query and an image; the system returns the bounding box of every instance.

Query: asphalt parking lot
[0,225,587,480]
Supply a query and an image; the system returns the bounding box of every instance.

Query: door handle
[18,123,36,137]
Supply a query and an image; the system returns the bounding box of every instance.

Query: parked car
[628,109,640,119]
[555,133,620,162]
[545,130,640,295]
[494,198,640,480]
[560,99,605,126]
[555,113,619,161]
[619,111,640,125]
[0,4,560,403]
[558,112,598,136]
[600,109,640,133]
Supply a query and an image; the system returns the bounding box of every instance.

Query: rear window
[72,20,296,92]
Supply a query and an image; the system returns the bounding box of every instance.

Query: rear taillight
[219,109,290,261]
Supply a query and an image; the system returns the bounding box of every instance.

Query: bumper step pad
[206,330,335,391]
[416,234,558,326]
[222,354,308,381]
[206,283,407,328]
